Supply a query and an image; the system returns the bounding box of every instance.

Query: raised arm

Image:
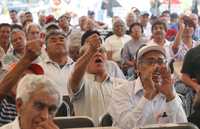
[69,34,100,93]
[0,39,42,100]
[172,16,185,54]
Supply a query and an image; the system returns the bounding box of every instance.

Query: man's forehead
[141,51,165,59]
[31,90,59,104]
[49,34,65,39]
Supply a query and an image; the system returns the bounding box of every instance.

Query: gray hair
[25,23,41,34]
[45,30,67,47]
[16,74,62,107]
[112,19,126,34]
[9,29,26,44]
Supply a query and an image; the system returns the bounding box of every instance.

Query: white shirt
[108,78,187,129]
[170,40,200,61]
[71,73,128,126]
[105,60,125,79]
[40,56,75,96]
[0,117,20,129]
[143,22,152,40]
[104,34,131,62]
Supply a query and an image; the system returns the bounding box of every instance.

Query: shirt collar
[45,56,74,66]
[134,77,144,94]
[12,117,21,129]
[85,72,111,82]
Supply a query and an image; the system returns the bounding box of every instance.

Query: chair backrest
[99,113,113,127]
[54,116,95,129]
[56,95,75,117]
[140,123,198,129]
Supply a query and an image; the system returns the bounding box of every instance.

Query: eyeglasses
[139,58,167,65]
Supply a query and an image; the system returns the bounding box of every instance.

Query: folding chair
[54,116,95,129]
[99,113,113,127]
[140,123,198,129]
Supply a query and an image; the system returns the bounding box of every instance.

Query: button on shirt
[40,56,75,96]
[71,73,128,126]
[108,78,187,129]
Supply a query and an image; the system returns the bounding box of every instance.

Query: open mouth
[95,58,103,63]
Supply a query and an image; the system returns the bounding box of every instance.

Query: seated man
[0,39,43,125]
[69,31,128,125]
[108,43,187,129]
[0,74,62,129]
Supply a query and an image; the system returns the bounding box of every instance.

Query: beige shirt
[71,73,128,126]
[104,34,131,62]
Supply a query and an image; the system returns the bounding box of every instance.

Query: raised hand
[140,64,158,100]
[24,39,42,61]
[36,119,59,129]
[84,34,101,54]
[179,15,185,32]
[159,64,175,102]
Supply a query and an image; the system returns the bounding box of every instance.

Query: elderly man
[104,19,131,65]
[2,29,27,67]
[108,43,187,129]
[0,74,61,129]
[40,30,75,96]
[0,39,43,125]
[26,23,41,41]
[69,31,127,125]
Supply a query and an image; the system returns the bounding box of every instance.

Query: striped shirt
[0,96,17,126]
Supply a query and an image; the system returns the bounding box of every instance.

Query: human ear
[16,98,24,115]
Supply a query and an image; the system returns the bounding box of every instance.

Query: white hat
[136,42,166,63]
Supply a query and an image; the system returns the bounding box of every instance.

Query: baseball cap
[136,42,166,63]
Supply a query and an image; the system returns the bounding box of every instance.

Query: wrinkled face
[17,89,59,129]
[46,34,67,57]
[113,21,125,37]
[0,26,11,45]
[87,47,107,74]
[152,24,166,45]
[11,31,26,52]
[138,51,167,87]
[27,26,40,40]
[58,16,69,31]
[130,25,142,39]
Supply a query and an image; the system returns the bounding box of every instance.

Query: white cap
[136,42,166,63]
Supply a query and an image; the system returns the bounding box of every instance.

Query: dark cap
[81,30,101,46]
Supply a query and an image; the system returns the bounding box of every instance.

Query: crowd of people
[0,7,200,129]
